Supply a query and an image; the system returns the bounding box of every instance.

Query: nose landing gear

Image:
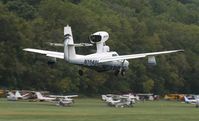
[121,70,125,76]
[114,70,120,76]
[114,70,126,76]
[78,70,83,76]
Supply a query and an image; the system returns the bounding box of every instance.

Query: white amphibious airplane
[23,25,184,76]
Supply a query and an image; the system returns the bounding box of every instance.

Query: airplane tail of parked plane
[15,91,23,98]
[35,92,44,99]
[184,96,189,103]
[64,25,76,62]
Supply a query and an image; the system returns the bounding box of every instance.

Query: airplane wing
[50,95,78,98]
[23,48,64,59]
[99,49,184,63]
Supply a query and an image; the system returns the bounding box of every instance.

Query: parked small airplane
[114,96,134,108]
[7,91,29,101]
[23,25,184,76]
[184,96,199,104]
[184,96,199,108]
[102,94,135,107]
[49,95,78,106]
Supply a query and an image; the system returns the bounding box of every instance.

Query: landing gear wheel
[121,70,125,76]
[114,70,120,76]
[78,70,83,76]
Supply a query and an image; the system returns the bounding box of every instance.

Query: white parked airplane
[23,25,184,76]
[184,96,199,108]
[184,96,199,104]
[114,96,134,108]
[49,95,78,106]
[102,94,134,107]
[7,91,29,101]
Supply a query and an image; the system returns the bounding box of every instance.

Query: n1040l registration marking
[84,60,99,65]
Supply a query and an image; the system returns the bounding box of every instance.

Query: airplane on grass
[184,95,199,107]
[49,95,78,106]
[102,94,135,107]
[23,25,184,76]
[7,91,29,101]
[35,92,78,106]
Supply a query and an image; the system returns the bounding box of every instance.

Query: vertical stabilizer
[184,96,189,103]
[15,91,22,98]
[64,25,76,61]
[35,92,44,99]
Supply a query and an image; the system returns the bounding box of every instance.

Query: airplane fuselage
[69,51,129,72]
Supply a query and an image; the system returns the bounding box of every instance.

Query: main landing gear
[114,70,126,76]
[78,70,83,76]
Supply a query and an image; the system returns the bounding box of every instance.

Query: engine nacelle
[89,31,109,43]
[47,57,57,65]
[148,56,156,66]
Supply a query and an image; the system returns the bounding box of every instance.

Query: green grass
[0,98,199,121]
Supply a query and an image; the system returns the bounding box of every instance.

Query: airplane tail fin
[35,92,44,99]
[64,25,76,62]
[15,91,22,98]
[184,96,189,103]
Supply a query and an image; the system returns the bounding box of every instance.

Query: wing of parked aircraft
[98,49,184,63]
[49,95,78,98]
[23,48,64,59]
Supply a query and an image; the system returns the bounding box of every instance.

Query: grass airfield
[0,98,199,121]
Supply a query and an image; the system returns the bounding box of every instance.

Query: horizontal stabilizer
[48,43,64,47]
[48,42,93,47]
[68,43,93,47]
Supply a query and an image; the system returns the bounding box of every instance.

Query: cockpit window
[89,35,101,43]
